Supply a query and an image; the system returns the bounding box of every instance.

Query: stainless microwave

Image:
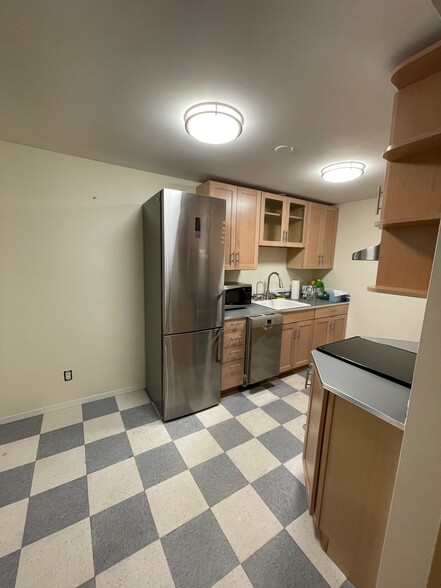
[224,282,252,309]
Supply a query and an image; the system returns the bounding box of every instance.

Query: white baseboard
[0,384,145,425]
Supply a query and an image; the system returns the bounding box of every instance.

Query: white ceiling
[1,1,440,204]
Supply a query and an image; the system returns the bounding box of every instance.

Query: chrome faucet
[266,272,284,299]
[255,281,265,300]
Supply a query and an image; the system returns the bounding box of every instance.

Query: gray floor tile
[221,393,256,416]
[82,397,119,421]
[0,415,42,445]
[23,477,89,545]
[37,423,84,459]
[208,419,253,451]
[136,442,187,489]
[91,492,158,575]
[0,550,20,588]
[86,432,132,473]
[258,427,303,463]
[0,463,35,508]
[120,403,159,430]
[340,581,355,588]
[162,509,238,588]
[164,414,204,440]
[264,379,296,398]
[261,399,302,424]
[78,579,96,588]
[253,466,308,526]
[243,530,329,588]
[191,453,248,506]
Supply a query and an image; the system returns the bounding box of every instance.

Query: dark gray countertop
[224,299,349,320]
[312,337,419,430]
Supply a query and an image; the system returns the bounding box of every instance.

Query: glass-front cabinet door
[285,198,307,247]
[260,192,308,247]
[260,192,285,246]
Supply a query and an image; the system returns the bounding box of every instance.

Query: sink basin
[254,299,311,310]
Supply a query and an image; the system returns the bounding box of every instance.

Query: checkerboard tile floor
[0,373,354,588]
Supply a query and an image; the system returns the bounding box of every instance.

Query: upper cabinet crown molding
[196,181,261,270]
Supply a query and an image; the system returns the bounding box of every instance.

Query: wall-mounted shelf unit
[383,128,441,162]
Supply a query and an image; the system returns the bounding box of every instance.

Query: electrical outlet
[64,370,72,382]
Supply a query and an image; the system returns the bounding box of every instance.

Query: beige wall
[325,198,426,340]
[0,141,197,418]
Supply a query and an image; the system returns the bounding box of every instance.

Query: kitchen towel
[291,279,300,300]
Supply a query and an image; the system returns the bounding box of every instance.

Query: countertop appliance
[317,336,416,388]
[224,282,252,309]
[244,314,283,386]
[143,189,226,421]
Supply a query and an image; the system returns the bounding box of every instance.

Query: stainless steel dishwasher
[244,314,283,386]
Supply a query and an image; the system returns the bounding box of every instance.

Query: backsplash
[225,247,326,295]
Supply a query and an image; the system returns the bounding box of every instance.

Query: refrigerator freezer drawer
[163,328,223,421]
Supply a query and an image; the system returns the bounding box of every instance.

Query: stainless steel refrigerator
[142,189,226,421]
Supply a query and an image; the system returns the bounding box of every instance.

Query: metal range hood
[352,244,380,261]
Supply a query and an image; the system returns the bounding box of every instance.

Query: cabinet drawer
[224,331,246,348]
[224,318,247,334]
[314,304,349,319]
[283,309,315,324]
[223,346,245,362]
[221,359,244,390]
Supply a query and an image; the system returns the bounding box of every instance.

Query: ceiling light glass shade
[184,102,244,144]
[321,161,366,183]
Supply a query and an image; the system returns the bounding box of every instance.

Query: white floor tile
[31,446,86,496]
[213,565,253,587]
[196,404,233,427]
[212,485,283,562]
[41,405,83,433]
[16,518,94,588]
[146,470,208,537]
[286,511,346,588]
[284,453,305,485]
[284,414,307,442]
[83,412,125,444]
[88,457,143,516]
[243,388,279,407]
[96,541,174,588]
[283,391,310,414]
[174,429,223,469]
[0,436,39,473]
[227,439,280,483]
[127,421,171,456]
[236,408,279,437]
[283,373,308,390]
[0,498,28,558]
[116,390,150,411]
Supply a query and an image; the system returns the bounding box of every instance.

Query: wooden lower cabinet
[304,363,403,588]
[221,318,246,392]
[311,304,348,350]
[279,311,314,373]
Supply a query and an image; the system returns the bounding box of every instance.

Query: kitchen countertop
[312,337,419,430]
[224,299,349,320]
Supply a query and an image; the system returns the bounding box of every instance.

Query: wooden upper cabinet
[370,40,441,298]
[197,181,260,270]
[260,192,308,247]
[286,203,339,269]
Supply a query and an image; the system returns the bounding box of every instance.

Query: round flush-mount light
[321,161,366,183]
[184,102,244,144]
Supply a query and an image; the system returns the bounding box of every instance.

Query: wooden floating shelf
[375,216,441,229]
[383,128,441,162]
[391,39,441,90]
[367,285,428,298]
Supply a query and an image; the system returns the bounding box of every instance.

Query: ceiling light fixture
[184,102,243,144]
[321,161,366,183]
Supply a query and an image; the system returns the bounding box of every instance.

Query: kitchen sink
[254,299,311,310]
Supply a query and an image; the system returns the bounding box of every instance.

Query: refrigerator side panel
[163,190,226,334]
[142,192,163,417]
[163,328,223,421]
